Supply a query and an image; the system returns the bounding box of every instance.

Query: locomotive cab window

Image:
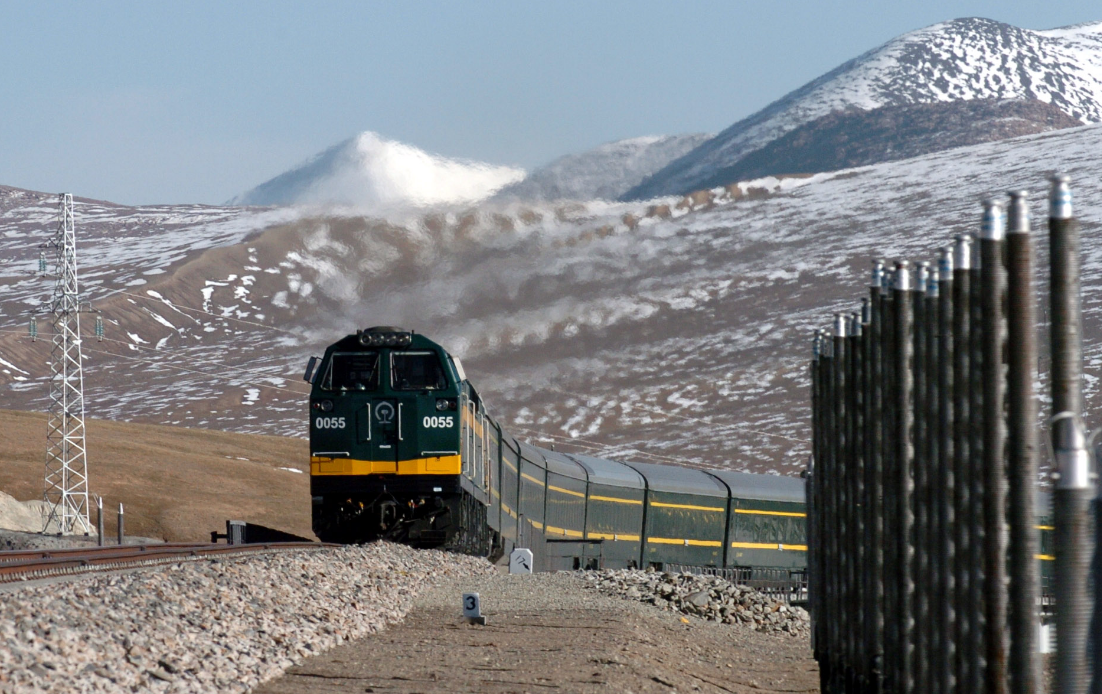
[391,351,447,391]
[322,352,380,391]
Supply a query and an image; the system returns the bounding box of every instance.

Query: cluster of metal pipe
[807,175,1094,694]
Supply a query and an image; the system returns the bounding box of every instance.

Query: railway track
[0,541,340,584]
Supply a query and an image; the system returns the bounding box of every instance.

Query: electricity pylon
[42,193,92,535]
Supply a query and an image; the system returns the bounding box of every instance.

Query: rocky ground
[585,568,811,637]
[258,571,818,694]
[0,529,163,551]
[0,542,492,693]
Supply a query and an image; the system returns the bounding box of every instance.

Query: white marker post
[462,593,486,625]
[509,548,534,575]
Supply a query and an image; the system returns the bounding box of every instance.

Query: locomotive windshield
[323,352,380,391]
[391,351,447,390]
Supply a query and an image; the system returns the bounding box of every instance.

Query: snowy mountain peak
[229,131,525,209]
[625,17,1102,199]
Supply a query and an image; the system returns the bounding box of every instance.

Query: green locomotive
[305,327,807,572]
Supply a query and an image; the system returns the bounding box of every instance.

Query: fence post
[893,261,916,694]
[832,313,848,691]
[924,264,940,694]
[952,234,973,691]
[1005,190,1039,694]
[966,232,987,694]
[936,245,955,694]
[1049,174,1091,694]
[867,262,885,691]
[913,261,930,694]
[849,311,866,692]
[96,496,104,547]
[810,332,821,661]
[981,199,1009,694]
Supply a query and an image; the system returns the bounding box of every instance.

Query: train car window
[323,353,380,391]
[391,351,448,391]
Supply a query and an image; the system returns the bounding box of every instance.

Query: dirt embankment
[257,572,819,694]
[0,409,310,542]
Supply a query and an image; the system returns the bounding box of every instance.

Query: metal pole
[894,261,916,694]
[913,262,930,694]
[117,502,124,545]
[1053,413,1092,694]
[1049,173,1091,694]
[850,311,866,693]
[953,234,973,691]
[1049,174,1082,418]
[924,266,940,694]
[937,246,955,694]
[834,314,848,692]
[811,333,821,664]
[1005,190,1039,694]
[968,232,987,694]
[96,495,104,547]
[867,262,886,692]
[981,199,1009,694]
[842,313,857,692]
[813,331,829,691]
[882,272,900,694]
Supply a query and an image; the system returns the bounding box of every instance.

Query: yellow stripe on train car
[730,541,808,551]
[587,532,641,541]
[735,509,806,518]
[520,472,546,486]
[310,455,461,476]
[648,537,723,547]
[547,484,586,498]
[545,525,584,537]
[650,501,725,513]
[589,494,643,505]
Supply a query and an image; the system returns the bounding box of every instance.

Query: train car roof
[706,470,805,503]
[537,447,589,482]
[623,461,728,498]
[516,441,548,469]
[565,453,645,489]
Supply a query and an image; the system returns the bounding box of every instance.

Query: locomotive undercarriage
[312,483,494,555]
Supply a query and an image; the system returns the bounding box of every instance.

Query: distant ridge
[624,17,1102,199]
[493,133,711,202]
[229,131,524,209]
[693,98,1082,186]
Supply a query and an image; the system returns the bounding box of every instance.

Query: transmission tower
[42,193,92,535]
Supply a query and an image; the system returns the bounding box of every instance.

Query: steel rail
[0,542,340,584]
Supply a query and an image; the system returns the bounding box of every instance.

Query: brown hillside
[0,410,311,542]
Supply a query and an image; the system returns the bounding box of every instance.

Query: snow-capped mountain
[493,134,711,202]
[4,123,1102,476]
[625,17,1102,199]
[228,131,525,209]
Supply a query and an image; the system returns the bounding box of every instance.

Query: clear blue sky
[1,1,1099,205]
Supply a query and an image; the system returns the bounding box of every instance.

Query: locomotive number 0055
[314,417,346,429]
[423,416,455,429]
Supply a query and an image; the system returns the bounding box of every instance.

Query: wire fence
[808,175,1097,694]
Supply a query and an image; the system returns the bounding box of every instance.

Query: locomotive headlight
[313,399,334,412]
[436,398,457,411]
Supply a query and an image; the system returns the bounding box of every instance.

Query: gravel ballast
[0,542,491,693]
[585,568,811,636]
